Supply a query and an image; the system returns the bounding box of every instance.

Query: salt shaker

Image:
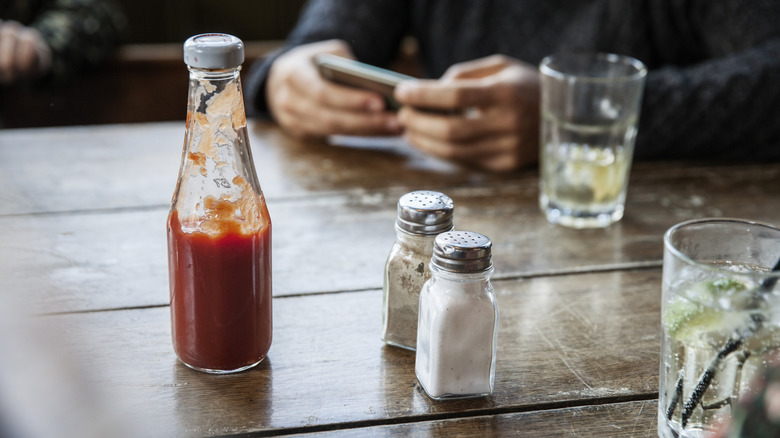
[382,191,454,350]
[415,231,499,399]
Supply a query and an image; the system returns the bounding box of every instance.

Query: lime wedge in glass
[664,277,750,347]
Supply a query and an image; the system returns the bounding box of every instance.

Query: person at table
[245,0,780,172]
[0,0,126,86]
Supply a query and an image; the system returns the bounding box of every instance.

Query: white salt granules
[415,231,498,400]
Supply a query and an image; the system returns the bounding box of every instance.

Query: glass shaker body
[382,228,436,350]
[382,191,454,351]
[167,34,272,374]
[415,232,498,399]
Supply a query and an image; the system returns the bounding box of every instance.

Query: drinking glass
[539,53,646,228]
[659,218,780,437]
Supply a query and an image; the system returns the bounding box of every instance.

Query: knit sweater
[245,0,780,161]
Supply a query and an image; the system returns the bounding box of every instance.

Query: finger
[0,21,21,82]
[290,67,386,112]
[295,103,400,137]
[396,78,516,110]
[300,40,386,111]
[277,85,400,138]
[398,105,517,142]
[441,55,513,80]
[14,28,40,74]
[280,110,400,139]
[274,44,386,113]
[276,71,399,135]
[299,39,355,60]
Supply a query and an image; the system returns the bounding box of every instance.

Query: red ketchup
[167,207,272,373]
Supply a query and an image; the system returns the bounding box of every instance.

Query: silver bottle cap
[432,231,493,273]
[396,191,454,235]
[183,33,244,69]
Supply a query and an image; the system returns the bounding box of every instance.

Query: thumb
[441,55,514,80]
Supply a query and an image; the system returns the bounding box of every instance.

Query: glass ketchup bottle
[167,34,272,374]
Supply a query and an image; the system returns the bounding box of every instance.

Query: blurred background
[121,0,305,44]
[0,0,307,128]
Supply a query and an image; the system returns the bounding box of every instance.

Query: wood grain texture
[297,400,658,437]
[2,122,778,217]
[2,122,778,436]
[3,166,778,314]
[31,269,660,436]
[0,121,505,216]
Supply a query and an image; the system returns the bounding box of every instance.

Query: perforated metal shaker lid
[183,33,244,69]
[432,231,493,273]
[396,191,454,235]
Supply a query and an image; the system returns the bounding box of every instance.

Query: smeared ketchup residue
[167,202,272,372]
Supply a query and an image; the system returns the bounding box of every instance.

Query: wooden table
[0,121,778,437]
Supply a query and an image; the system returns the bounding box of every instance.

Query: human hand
[0,19,52,84]
[395,55,540,172]
[266,39,401,140]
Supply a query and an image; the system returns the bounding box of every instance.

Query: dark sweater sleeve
[636,40,780,161]
[244,0,412,119]
[634,0,780,161]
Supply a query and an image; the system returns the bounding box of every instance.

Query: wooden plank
[0,123,183,215]
[298,400,658,437]
[0,121,509,216]
[2,122,779,217]
[20,270,661,436]
[3,167,779,314]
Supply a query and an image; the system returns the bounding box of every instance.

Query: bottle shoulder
[172,68,267,233]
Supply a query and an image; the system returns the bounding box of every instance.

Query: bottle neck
[173,63,262,227]
[394,225,441,252]
[184,65,248,153]
[186,66,244,122]
[429,263,494,284]
[187,66,242,81]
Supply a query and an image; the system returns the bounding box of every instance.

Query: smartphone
[315,53,415,110]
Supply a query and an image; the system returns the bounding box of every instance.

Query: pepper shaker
[382,191,454,350]
[415,231,499,399]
